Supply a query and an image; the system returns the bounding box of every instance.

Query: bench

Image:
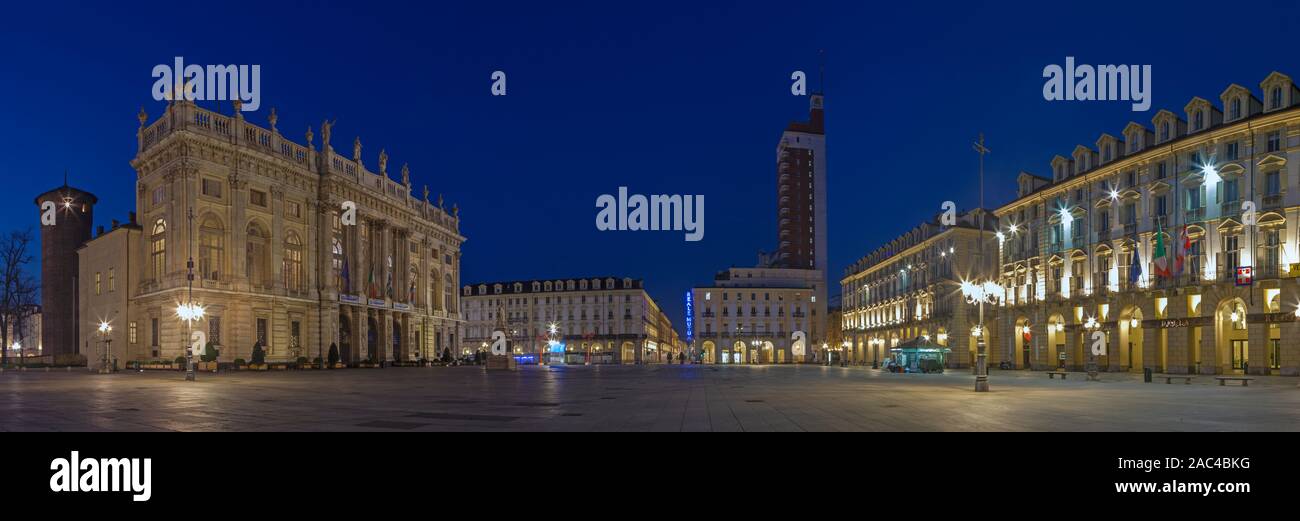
[1215,376,1254,387]
[1047,371,1068,379]
[1162,375,1193,385]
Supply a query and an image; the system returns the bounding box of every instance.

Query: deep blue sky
[3,0,1298,326]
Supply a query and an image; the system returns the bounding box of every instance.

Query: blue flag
[1129,247,1142,284]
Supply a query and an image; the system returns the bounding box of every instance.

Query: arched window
[283,232,303,291]
[198,216,224,280]
[246,222,269,288]
[150,219,166,281]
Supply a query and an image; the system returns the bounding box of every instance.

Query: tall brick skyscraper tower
[773,93,827,271]
[35,182,97,356]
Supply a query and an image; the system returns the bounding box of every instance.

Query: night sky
[3,0,1298,325]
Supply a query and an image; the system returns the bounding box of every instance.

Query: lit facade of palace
[844,70,1300,376]
[79,99,464,365]
[460,277,682,364]
[840,212,997,368]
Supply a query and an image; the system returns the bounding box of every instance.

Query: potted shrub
[312,356,323,369]
[249,341,268,370]
[199,341,220,372]
[174,356,187,370]
[296,356,310,369]
[233,358,247,370]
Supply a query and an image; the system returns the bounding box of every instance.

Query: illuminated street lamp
[9,341,20,368]
[960,277,1005,392]
[178,206,204,381]
[96,321,113,374]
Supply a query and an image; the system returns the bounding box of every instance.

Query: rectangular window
[1157,162,1167,179]
[128,322,137,344]
[1225,235,1240,270]
[250,190,267,207]
[1156,195,1168,217]
[151,186,166,206]
[1225,141,1239,161]
[202,178,223,198]
[108,268,115,292]
[287,201,301,218]
[1224,179,1240,203]
[291,321,301,351]
[151,318,159,347]
[256,318,268,345]
[95,272,101,295]
[1268,131,1281,153]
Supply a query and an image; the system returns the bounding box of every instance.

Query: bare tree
[0,229,37,366]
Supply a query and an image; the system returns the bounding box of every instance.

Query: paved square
[1,365,1298,431]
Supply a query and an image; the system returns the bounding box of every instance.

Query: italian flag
[1154,223,1171,278]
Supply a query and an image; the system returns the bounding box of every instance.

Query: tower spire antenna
[63,169,68,187]
[818,49,825,94]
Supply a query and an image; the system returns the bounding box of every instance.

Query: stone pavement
[1,364,1297,431]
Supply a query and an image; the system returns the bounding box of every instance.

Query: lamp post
[546,322,559,365]
[177,206,204,382]
[96,321,113,374]
[960,279,1005,392]
[10,341,20,368]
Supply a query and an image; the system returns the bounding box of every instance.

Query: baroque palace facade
[460,277,682,364]
[79,98,464,365]
[843,70,1300,376]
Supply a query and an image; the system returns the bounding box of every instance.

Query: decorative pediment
[1258,153,1287,172]
[1217,163,1246,179]
[1258,212,1286,227]
[1220,83,1251,100]
[1147,179,1172,195]
[1123,121,1148,136]
[1184,96,1213,114]
[1260,71,1293,90]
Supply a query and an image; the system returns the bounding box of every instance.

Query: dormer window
[1230,98,1241,120]
[1271,87,1283,109]
[1194,110,1204,130]
[1160,122,1170,141]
